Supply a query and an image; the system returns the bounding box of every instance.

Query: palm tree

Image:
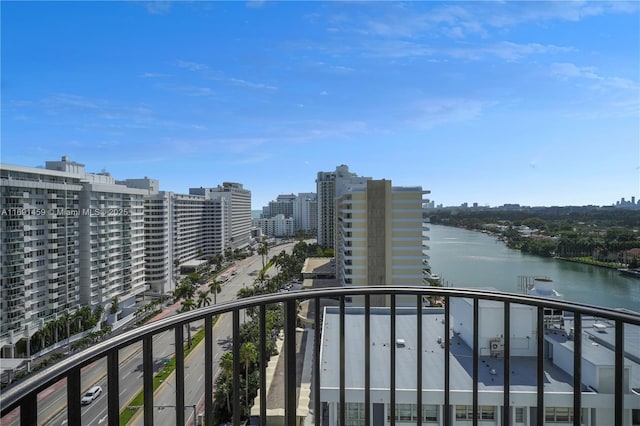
[237,286,257,299]
[216,375,232,415]
[220,352,234,378]
[258,239,269,269]
[180,298,197,347]
[218,352,234,414]
[240,342,258,405]
[196,290,212,308]
[209,279,222,304]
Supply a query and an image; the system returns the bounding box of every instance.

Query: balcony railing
[1,286,639,426]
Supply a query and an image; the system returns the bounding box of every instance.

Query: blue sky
[2,1,639,209]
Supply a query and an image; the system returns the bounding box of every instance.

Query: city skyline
[2,2,639,209]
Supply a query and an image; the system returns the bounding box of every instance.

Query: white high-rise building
[316,165,370,248]
[252,214,295,238]
[190,182,252,251]
[293,192,317,233]
[0,157,146,356]
[122,179,227,294]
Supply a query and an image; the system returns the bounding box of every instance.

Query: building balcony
[2,287,639,426]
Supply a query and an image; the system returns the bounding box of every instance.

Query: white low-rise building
[320,302,640,425]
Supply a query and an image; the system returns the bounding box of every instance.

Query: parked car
[81,386,102,405]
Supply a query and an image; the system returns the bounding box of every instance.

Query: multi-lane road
[5,242,296,426]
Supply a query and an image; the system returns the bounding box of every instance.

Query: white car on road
[81,386,102,405]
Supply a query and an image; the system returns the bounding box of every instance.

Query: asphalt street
[4,241,296,426]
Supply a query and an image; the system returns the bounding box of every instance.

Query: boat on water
[618,268,640,278]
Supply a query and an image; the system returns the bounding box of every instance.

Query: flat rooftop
[301,257,335,276]
[319,307,640,395]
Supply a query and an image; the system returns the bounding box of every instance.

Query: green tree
[196,290,212,308]
[110,296,120,315]
[240,342,258,405]
[258,238,269,269]
[209,279,222,304]
[179,298,197,347]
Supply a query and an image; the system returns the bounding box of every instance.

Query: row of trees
[29,305,105,354]
[431,210,640,263]
[212,240,319,422]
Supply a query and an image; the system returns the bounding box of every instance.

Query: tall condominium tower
[0,157,146,357]
[190,182,252,251]
[336,179,430,305]
[293,192,317,232]
[316,165,370,248]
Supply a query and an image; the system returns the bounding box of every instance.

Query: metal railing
[1,286,639,426]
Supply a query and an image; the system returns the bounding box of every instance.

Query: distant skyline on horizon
[2,2,639,210]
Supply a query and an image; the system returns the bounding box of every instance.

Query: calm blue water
[428,224,640,312]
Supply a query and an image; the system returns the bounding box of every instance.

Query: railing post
[472,298,479,426]
[417,295,423,426]
[175,324,185,426]
[365,294,371,426]
[536,306,544,426]
[67,368,81,426]
[233,310,241,426]
[284,299,297,426]
[260,304,268,423]
[615,319,624,426]
[108,349,120,426]
[339,296,345,426]
[503,302,511,426]
[313,297,321,426]
[143,335,154,426]
[204,315,213,426]
[572,312,582,426]
[444,295,450,426]
[390,294,396,426]
[20,393,37,426]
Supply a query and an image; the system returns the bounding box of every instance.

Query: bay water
[427,224,640,312]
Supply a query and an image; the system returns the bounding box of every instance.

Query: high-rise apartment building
[1,157,146,356]
[293,192,317,233]
[316,165,370,248]
[190,182,252,251]
[122,180,230,294]
[252,214,295,238]
[336,179,429,304]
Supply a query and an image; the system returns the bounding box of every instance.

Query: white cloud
[550,62,639,90]
[146,1,171,15]
[363,40,570,61]
[176,60,209,71]
[229,78,277,91]
[408,98,488,129]
[140,72,172,78]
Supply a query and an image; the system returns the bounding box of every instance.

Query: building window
[545,407,585,423]
[480,406,495,420]
[632,409,640,426]
[515,407,526,423]
[455,406,495,421]
[456,405,473,420]
[423,405,438,422]
[337,402,364,426]
[386,404,427,423]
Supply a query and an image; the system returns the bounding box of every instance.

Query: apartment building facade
[336,179,429,303]
[293,192,317,233]
[0,157,147,356]
[316,165,370,249]
[252,214,295,238]
[190,182,252,251]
